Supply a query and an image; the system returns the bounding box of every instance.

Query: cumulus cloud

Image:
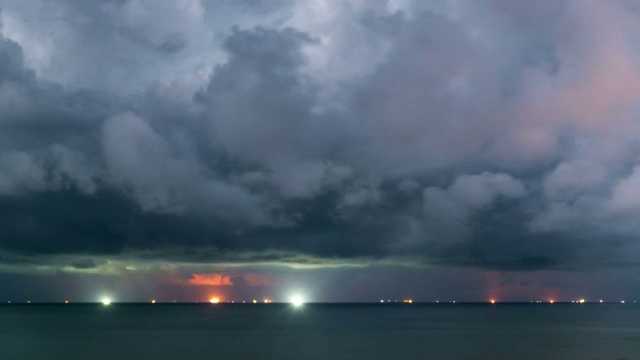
[1,0,640,275]
[0,151,46,194]
[423,172,526,223]
[0,145,96,195]
[609,167,640,214]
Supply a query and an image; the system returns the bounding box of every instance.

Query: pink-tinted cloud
[188,273,233,286]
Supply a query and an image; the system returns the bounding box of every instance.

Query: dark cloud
[1,0,640,302]
[70,259,98,270]
[0,31,30,82]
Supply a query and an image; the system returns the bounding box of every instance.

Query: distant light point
[578,299,585,304]
[290,295,304,307]
[549,300,555,304]
[151,300,156,304]
[65,300,69,304]
[621,300,625,304]
[599,299,603,303]
[252,299,257,304]
[490,299,496,304]
[101,297,111,306]
[209,297,220,304]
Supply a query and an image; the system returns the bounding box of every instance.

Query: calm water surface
[1,303,639,360]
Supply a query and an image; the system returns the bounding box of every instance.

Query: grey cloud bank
[1,0,640,286]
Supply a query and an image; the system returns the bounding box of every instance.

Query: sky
[1,0,640,303]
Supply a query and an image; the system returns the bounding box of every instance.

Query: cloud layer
[1,0,640,277]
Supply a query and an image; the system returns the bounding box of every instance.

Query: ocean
[1,303,639,360]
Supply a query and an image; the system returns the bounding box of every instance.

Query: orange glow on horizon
[403,299,413,304]
[209,297,221,304]
[490,299,496,304]
[189,274,233,286]
[549,299,555,304]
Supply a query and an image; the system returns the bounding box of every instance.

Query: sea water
[1,303,639,360]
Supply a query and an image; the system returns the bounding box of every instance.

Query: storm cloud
[2,0,640,301]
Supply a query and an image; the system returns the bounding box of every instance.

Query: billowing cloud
[1,0,640,302]
[424,172,526,223]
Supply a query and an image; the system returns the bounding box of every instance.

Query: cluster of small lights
[380,299,414,303]
[7,294,639,305]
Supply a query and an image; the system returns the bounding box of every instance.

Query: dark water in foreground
[1,303,639,360]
